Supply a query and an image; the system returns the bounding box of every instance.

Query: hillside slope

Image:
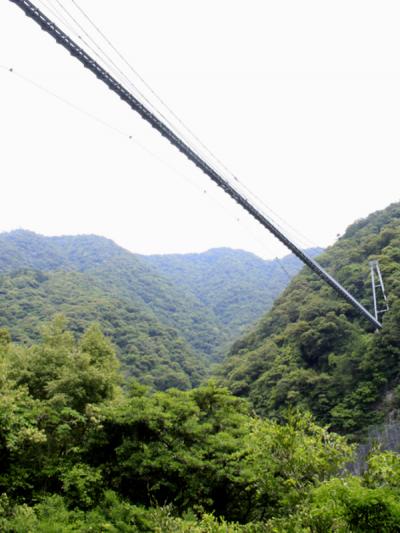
[144,247,322,346]
[0,230,223,360]
[220,202,400,436]
[0,268,204,390]
[0,230,320,389]
[0,231,217,388]
[0,231,313,359]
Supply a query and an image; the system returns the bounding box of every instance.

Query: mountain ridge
[219,201,400,437]
[0,229,314,388]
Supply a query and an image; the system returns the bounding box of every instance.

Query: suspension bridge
[8,0,385,330]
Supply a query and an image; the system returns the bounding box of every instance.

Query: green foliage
[0,232,208,355]
[268,477,400,532]
[145,247,322,353]
[0,492,272,532]
[0,318,120,501]
[0,230,320,391]
[0,328,11,347]
[244,411,353,520]
[88,381,253,520]
[0,230,307,390]
[220,202,400,436]
[0,268,205,390]
[364,449,400,491]
[1,203,400,529]
[61,464,103,509]
[4,320,390,530]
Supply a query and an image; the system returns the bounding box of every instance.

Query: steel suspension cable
[1,62,261,250]
[54,0,227,176]
[51,0,315,252]
[69,0,318,250]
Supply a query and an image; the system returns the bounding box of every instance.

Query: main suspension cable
[69,0,318,250]
[35,0,315,252]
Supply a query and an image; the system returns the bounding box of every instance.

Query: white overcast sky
[0,1,399,259]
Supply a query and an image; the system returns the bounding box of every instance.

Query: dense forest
[144,247,322,347]
[0,230,311,388]
[2,318,400,531]
[1,203,400,530]
[220,202,400,438]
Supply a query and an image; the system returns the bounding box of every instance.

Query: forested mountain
[220,202,400,437]
[0,230,221,358]
[144,247,322,346]
[0,269,204,390]
[2,210,400,530]
[0,230,308,388]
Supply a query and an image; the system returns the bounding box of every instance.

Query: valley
[0,229,318,389]
[0,202,399,531]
